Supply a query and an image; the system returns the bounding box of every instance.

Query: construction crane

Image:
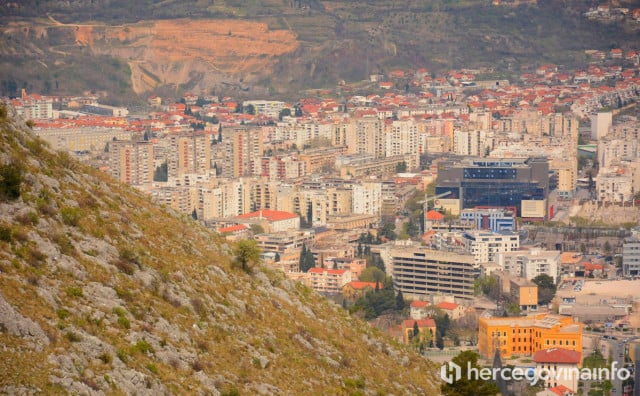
[418,191,452,214]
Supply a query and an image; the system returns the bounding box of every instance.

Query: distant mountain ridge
[0,107,439,393]
[0,0,638,102]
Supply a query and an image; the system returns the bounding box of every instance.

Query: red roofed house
[424,209,445,231]
[436,301,466,320]
[400,318,436,344]
[217,224,250,241]
[342,281,382,300]
[236,210,300,232]
[534,348,581,392]
[308,268,351,293]
[410,301,429,319]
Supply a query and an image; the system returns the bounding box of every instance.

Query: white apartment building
[453,129,494,157]
[596,169,634,203]
[352,182,382,216]
[462,231,520,264]
[308,268,352,294]
[497,248,561,283]
[385,120,420,169]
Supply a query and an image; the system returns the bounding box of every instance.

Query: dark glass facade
[436,158,549,216]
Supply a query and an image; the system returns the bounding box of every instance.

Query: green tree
[532,274,557,305]
[245,104,255,115]
[359,267,385,283]
[249,224,265,235]
[396,161,407,173]
[278,108,291,121]
[0,163,23,201]
[507,303,522,316]
[396,289,405,310]
[441,351,500,396]
[232,239,261,273]
[153,162,168,182]
[379,222,397,241]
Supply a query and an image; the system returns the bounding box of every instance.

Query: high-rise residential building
[352,182,382,216]
[379,241,479,301]
[385,119,419,169]
[109,140,154,186]
[347,118,385,158]
[219,126,263,178]
[550,158,578,199]
[623,237,640,276]
[435,157,549,219]
[453,129,494,157]
[591,112,612,140]
[168,133,212,178]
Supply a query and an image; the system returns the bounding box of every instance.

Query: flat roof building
[435,157,549,219]
[380,241,479,301]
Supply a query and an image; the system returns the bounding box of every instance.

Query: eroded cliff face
[1,18,297,95]
[74,19,298,93]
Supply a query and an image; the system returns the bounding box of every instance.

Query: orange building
[478,314,582,359]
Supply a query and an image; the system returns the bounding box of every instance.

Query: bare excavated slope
[0,107,439,394]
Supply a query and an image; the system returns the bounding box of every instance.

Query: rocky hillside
[0,107,440,394]
[1,0,638,101]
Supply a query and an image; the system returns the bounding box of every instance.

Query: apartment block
[168,133,212,177]
[497,248,560,283]
[623,238,640,276]
[510,278,538,311]
[380,241,479,301]
[308,268,352,293]
[35,126,132,152]
[462,231,519,264]
[218,126,263,178]
[109,140,154,186]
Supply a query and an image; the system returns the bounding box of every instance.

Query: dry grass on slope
[0,109,440,394]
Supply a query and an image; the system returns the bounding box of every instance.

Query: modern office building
[435,157,549,219]
[459,208,516,232]
[379,241,479,301]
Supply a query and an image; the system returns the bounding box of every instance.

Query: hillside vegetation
[0,107,440,394]
[0,0,638,101]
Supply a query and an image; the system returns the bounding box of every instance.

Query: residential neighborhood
[5,40,640,396]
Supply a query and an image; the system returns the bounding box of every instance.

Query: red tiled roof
[425,210,445,221]
[436,301,459,310]
[402,318,436,328]
[346,281,381,290]
[309,268,347,275]
[410,301,428,308]
[217,224,248,233]
[549,384,574,396]
[237,210,298,222]
[533,348,581,364]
